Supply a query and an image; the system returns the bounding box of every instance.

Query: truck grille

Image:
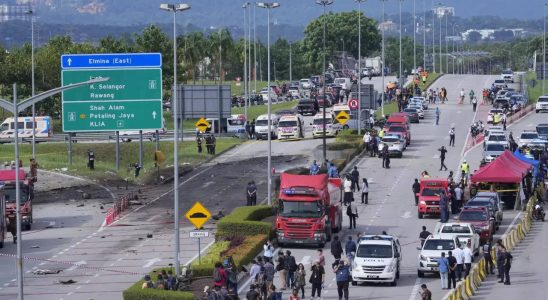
[362,266,385,273]
[285,222,313,230]
[284,222,314,239]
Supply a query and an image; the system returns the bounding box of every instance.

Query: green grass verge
[232,100,298,122]
[0,138,242,182]
[123,267,194,300]
[190,241,230,277]
[526,71,544,103]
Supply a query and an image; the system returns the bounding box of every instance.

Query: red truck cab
[276,173,342,248]
[0,169,33,230]
[417,179,449,219]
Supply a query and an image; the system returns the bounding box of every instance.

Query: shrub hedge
[189,241,230,277]
[216,205,273,239]
[122,267,194,300]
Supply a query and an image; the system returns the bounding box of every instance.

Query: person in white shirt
[363,132,371,152]
[343,176,353,205]
[463,243,474,278]
[454,185,463,209]
[453,245,465,281]
[263,240,274,263]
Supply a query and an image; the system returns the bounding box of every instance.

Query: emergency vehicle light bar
[282,187,318,196]
[360,235,393,241]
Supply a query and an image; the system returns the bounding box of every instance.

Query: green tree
[135,25,173,94]
[384,36,423,76]
[302,10,381,73]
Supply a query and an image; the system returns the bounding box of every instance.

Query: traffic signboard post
[185,201,211,229]
[348,98,359,110]
[61,53,163,132]
[335,110,350,125]
[195,118,210,133]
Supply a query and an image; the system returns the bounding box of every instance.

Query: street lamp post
[432,0,435,72]
[544,3,547,94]
[423,0,426,70]
[26,9,36,158]
[243,2,250,121]
[316,0,333,166]
[413,0,416,73]
[381,0,387,117]
[445,10,448,74]
[257,2,280,206]
[399,0,403,83]
[356,0,366,136]
[160,3,191,277]
[438,3,442,73]
[289,42,292,82]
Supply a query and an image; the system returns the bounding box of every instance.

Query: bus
[0,116,53,140]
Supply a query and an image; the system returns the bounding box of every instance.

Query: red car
[387,125,411,145]
[458,206,495,243]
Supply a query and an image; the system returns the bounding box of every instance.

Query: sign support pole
[13,84,24,300]
[198,237,201,264]
[68,134,73,165]
[155,130,160,151]
[139,130,143,167]
[115,131,120,170]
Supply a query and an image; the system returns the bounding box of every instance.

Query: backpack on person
[213,268,222,282]
[346,205,352,216]
[288,256,298,272]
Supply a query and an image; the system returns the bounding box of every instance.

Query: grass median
[0,138,242,182]
[526,71,543,103]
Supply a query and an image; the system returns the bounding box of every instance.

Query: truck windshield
[279,121,297,127]
[313,118,330,125]
[228,119,245,126]
[423,239,455,251]
[279,200,322,218]
[421,188,444,196]
[0,123,9,132]
[255,120,269,126]
[4,187,29,204]
[356,244,393,258]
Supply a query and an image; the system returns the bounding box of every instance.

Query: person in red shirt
[213,262,227,288]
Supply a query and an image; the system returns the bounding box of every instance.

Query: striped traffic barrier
[464,274,473,297]
[478,258,486,280]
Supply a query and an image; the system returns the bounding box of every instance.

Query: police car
[352,235,402,286]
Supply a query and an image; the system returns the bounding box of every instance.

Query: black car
[297,99,319,115]
[403,108,420,123]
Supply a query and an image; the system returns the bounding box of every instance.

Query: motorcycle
[533,203,545,222]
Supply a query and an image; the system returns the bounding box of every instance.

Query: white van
[226,114,247,135]
[255,114,279,140]
[277,114,304,140]
[312,113,340,138]
[334,77,353,91]
[119,119,167,142]
[331,104,367,130]
[352,235,402,286]
[0,116,53,140]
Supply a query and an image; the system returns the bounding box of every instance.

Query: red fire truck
[0,169,33,230]
[0,188,5,248]
[417,178,449,219]
[276,173,342,247]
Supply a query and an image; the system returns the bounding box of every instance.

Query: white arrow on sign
[152,111,157,119]
[143,257,162,268]
[66,260,87,271]
[67,58,72,66]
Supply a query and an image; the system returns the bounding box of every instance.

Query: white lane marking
[409,278,422,300]
[401,211,411,219]
[117,257,124,262]
[39,262,45,266]
[145,215,161,222]
[202,181,215,188]
[142,258,162,268]
[94,273,100,278]
[502,211,523,238]
[66,261,87,271]
[67,292,73,296]
[85,280,91,284]
[75,286,82,290]
[10,279,15,282]
[184,240,215,267]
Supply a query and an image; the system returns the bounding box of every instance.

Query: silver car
[483,143,506,162]
[378,135,405,158]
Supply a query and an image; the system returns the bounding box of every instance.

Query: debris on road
[59,279,77,285]
[33,269,62,275]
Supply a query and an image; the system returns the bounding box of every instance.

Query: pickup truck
[435,222,480,256]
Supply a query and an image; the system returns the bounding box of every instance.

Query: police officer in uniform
[483,239,495,275]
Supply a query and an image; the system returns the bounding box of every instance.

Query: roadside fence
[443,183,545,300]
[104,192,132,226]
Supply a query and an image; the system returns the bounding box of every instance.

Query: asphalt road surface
[243,74,531,300]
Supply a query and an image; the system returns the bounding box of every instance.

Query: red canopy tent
[471,150,531,183]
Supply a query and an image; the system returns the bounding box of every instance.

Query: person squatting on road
[334,258,351,300]
[420,284,432,300]
[346,200,358,229]
[246,181,257,206]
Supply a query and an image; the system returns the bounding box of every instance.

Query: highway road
[240,74,534,300]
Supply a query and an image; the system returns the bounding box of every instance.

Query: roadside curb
[441,184,545,300]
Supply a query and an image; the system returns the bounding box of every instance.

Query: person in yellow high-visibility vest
[460,160,470,183]
[379,128,385,138]
[493,113,501,125]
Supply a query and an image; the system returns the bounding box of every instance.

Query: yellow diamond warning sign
[185,201,211,229]
[195,118,210,133]
[335,110,350,125]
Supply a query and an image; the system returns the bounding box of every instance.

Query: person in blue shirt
[437,252,449,290]
[334,259,350,300]
[310,160,320,175]
[328,163,339,178]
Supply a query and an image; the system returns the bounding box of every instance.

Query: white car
[487,109,503,124]
[410,97,428,110]
[378,135,405,158]
[484,132,508,148]
[518,130,540,147]
[352,235,402,286]
[407,104,425,118]
[434,222,481,256]
[311,114,340,138]
[288,87,301,98]
[300,78,312,90]
[536,95,548,113]
[260,87,278,103]
[417,234,461,277]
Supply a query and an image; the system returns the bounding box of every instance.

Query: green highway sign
[62,69,162,101]
[61,53,163,132]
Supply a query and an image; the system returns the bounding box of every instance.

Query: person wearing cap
[141,274,154,289]
[310,259,325,299]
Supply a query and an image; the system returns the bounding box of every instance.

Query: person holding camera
[263,240,274,263]
[334,258,351,300]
